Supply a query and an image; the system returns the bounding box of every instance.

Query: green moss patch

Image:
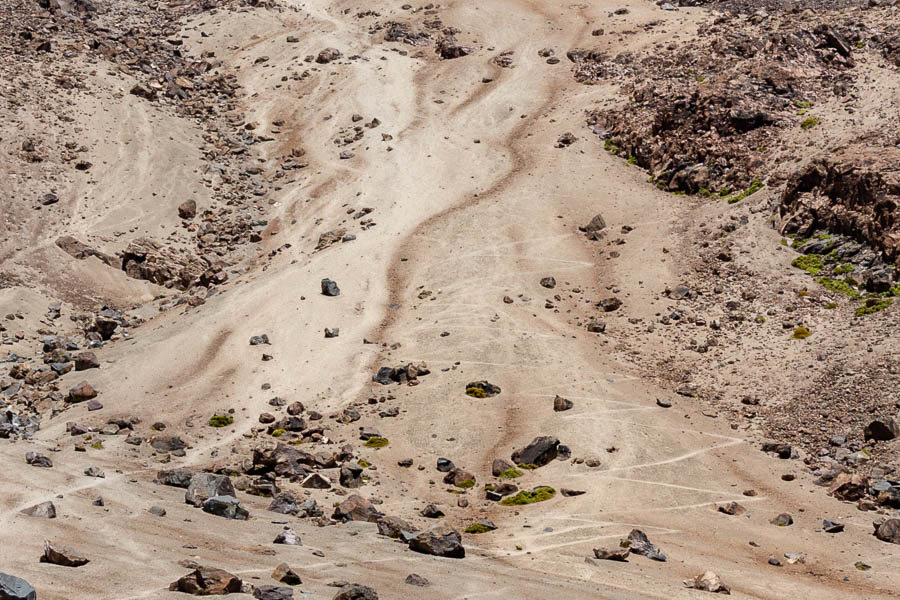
[726,179,764,204]
[209,415,233,428]
[270,428,286,437]
[791,254,824,275]
[816,277,861,298]
[499,468,523,479]
[465,386,487,398]
[800,117,819,129]
[90,441,103,449]
[499,486,556,506]
[856,298,893,317]
[792,326,811,339]
[364,436,389,448]
[464,523,495,534]
[455,479,476,489]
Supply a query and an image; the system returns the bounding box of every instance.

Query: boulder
[0,573,36,600]
[254,586,293,600]
[683,571,730,594]
[74,352,100,371]
[593,547,630,561]
[84,466,105,478]
[300,473,331,489]
[408,524,465,558]
[553,395,573,412]
[321,278,341,296]
[443,468,475,487]
[25,452,52,468]
[272,563,301,585]
[151,435,187,453]
[169,567,242,595]
[41,541,89,567]
[202,496,249,520]
[186,473,236,507]
[874,518,900,544]
[491,458,515,476]
[340,462,363,488]
[511,436,559,467]
[405,574,429,587]
[332,495,382,523]
[376,516,416,539]
[333,585,378,600]
[273,529,301,545]
[68,381,97,402]
[268,492,299,515]
[158,468,195,488]
[625,529,666,561]
[21,501,56,519]
[315,48,342,64]
[865,418,899,442]
[178,200,197,219]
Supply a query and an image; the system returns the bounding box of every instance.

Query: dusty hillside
[1,0,899,599]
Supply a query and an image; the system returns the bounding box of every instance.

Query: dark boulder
[511,436,559,467]
[408,524,465,558]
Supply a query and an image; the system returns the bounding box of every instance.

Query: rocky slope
[1,0,899,599]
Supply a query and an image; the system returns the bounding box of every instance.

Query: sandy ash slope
[1,0,900,598]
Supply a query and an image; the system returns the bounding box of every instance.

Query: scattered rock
[0,573,36,600]
[683,571,730,594]
[41,541,89,567]
[21,501,56,519]
[169,567,242,595]
[408,524,465,558]
[202,496,249,520]
[333,584,378,600]
[553,395,573,412]
[272,563,301,585]
[321,279,341,296]
[404,574,429,587]
[511,436,559,467]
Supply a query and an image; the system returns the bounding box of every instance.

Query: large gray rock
[333,584,378,600]
[253,585,293,600]
[21,501,56,519]
[625,529,666,561]
[273,529,301,545]
[158,468,195,488]
[510,436,559,467]
[267,491,299,515]
[408,524,465,558]
[202,496,249,520]
[340,461,363,488]
[186,473,236,506]
[0,573,36,600]
[376,516,416,539]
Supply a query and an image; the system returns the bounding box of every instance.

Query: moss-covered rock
[364,436,389,448]
[209,414,233,428]
[499,486,556,506]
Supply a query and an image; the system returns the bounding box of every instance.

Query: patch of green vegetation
[672,190,687,196]
[364,436,389,448]
[856,298,893,317]
[791,254,824,275]
[455,479,476,489]
[90,441,103,449]
[794,100,814,109]
[790,236,810,249]
[270,428,286,437]
[499,468,523,479]
[797,109,807,116]
[499,486,556,506]
[208,415,233,428]
[448,489,464,495]
[626,155,638,165]
[833,263,855,275]
[816,277,860,298]
[758,147,767,153]
[798,289,808,297]
[755,315,766,323]
[800,117,819,129]
[696,75,705,83]
[465,386,487,398]
[718,188,731,198]
[726,179,764,204]
[604,139,619,155]
[824,302,838,309]
[358,460,371,468]
[889,285,900,297]
[698,188,712,198]
[855,40,864,48]
[780,238,788,246]
[792,326,811,339]
[464,523,494,534]
[516,463,538,470]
